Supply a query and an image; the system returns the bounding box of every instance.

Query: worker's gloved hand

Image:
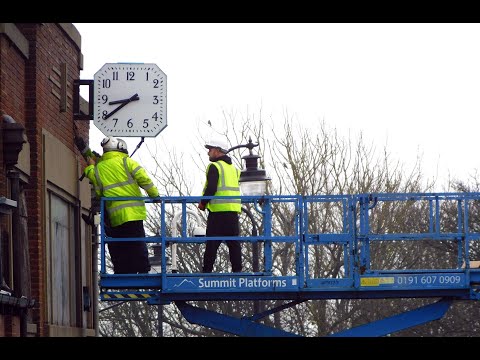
[198,202,205,211]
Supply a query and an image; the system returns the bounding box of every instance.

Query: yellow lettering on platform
[360,277,394,286]
[361,277,380,286]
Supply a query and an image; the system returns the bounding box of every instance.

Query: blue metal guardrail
[98,192,480,302]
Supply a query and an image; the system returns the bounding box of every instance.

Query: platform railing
[98,192,480,297]
[98,195,303,277]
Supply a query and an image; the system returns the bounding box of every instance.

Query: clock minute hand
[103,94,140,120]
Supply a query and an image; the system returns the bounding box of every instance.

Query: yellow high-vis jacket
[84,151,159,227]
[203,160,241,213]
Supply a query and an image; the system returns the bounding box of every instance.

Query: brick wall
[0,25,27,196]
[0,23,88,337]
[0,23,29,336]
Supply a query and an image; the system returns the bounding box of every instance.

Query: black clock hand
[103,93,140,120]
[108,93,140,105]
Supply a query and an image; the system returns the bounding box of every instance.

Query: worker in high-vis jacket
[198,136,242,273]
[84,136,159,274]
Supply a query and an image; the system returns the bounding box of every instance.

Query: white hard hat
[205,136,229,154]
[101,136,128,154]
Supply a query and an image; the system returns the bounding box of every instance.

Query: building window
[0,228,11,294]
[46,190,79,326]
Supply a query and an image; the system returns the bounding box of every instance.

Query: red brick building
[0,23,96,336]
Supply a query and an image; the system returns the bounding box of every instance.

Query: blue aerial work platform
[97,192,480,337]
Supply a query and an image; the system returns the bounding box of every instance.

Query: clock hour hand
[108,93,140,105]
[103,93,140,120]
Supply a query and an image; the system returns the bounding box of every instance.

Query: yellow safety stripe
[124,158,134,183]
[210,198,241,205]
[131,165,141,176]
[213,162,240,193]
[94,166,104,194]
[107,201,146,214]
[142,182,155,191]
[103,179,135,191]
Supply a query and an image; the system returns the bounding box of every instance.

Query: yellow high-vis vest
[84,151,159,227]
[204,160,241,213]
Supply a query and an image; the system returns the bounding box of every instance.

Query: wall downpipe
[8,170,26,336]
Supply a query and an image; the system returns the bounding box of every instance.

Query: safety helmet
[205,136,229,154]
[101,136,128,154]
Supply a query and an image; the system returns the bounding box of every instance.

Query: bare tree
[98,106,480,337]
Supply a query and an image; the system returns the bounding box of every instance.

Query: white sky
[74,23,480,190]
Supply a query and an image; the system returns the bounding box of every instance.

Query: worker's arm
[83,164,101,199]
[75,135,101,163]
[198,164,219,210]
[128,158,159,197]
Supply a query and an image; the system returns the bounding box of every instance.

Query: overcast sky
[73,23,480,190]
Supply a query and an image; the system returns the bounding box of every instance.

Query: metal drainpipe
[8,170,26,336]
[75,192,82,328]
[92,221,99,337]
[91,193,100,337]
[0,226,3,292]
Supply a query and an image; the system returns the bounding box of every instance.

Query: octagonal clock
[93,63,167,137]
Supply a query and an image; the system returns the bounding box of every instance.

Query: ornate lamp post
[227,137,270,196]
[228,137,269,319]
[227,137,270,274]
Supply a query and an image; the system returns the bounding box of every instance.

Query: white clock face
[93,63,167,137]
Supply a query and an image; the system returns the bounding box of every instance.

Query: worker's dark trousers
[106,220,151,274]
[202,211,242,273]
